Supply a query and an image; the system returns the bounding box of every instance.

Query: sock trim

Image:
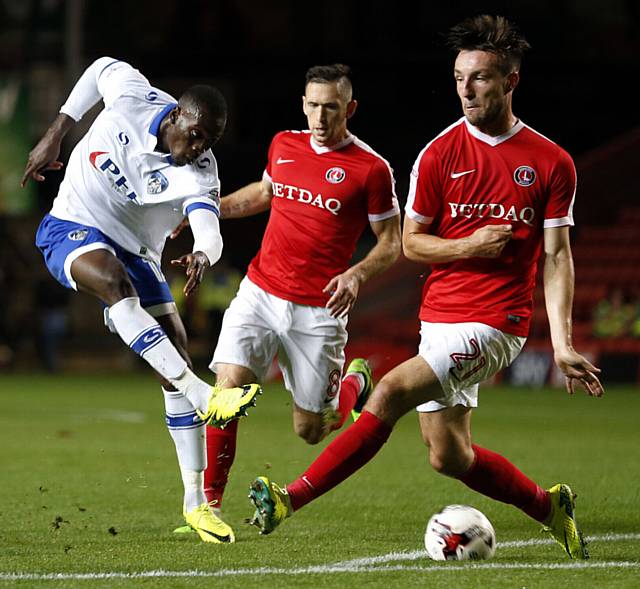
[130,325,168,355]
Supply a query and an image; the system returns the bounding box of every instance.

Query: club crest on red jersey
[325,167,346,184]
[513,166,536,187]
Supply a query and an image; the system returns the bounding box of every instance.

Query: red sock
[458,444,551,523]
[332,373,360,430]
[287,411,392,511]
[203,420,238,508]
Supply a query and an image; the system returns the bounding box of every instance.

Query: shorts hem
[209,356,262,380]
[145,302,177,317]
[63,242,116,290]
[416,399,479,413]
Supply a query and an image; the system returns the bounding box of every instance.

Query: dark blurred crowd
[592,288,640,339]
[0,216,69,371]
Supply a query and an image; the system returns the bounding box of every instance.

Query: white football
[424,504,496,561]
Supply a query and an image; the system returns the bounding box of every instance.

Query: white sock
[108,297,187,379]
[172,370,212,415]
[108,297,211,411]
[181,470,206,513]
[163,388,207,511]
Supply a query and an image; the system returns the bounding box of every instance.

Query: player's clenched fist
[466,224,513,258]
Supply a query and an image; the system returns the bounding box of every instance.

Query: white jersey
[50,58,221,264]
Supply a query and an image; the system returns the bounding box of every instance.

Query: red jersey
[247,130,399,306]
[406,118,576,336]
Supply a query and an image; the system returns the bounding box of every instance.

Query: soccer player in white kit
[196,64,401,535]
[248,16,604,559]
[22,57,260,543]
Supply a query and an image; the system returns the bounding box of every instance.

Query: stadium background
[1,0,639,383]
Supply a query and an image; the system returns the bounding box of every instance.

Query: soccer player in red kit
[248,15,604,559]
[197,64,401,536]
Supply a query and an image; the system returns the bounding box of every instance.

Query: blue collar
[149,102,178,137]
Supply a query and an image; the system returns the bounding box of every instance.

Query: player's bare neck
[156,120,170,153]
[316,129,350,149]
[476,112,518,138]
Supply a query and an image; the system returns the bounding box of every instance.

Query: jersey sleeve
[364,157,400,222]
[59,57,151,121]
[181,153,221,215]
[184,154,223,266]
[188,205,223,266]
[543,149,576,228]
[405,144,443,225]
[96,60,152,108]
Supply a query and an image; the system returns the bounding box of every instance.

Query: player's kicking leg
[72,250,261,426]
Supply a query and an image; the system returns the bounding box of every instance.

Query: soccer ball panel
[424,504,496,561]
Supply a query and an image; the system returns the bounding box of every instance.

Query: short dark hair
[179,84,227,135]
[446,15,531,74]
[305,63,352,85]
[304,64,353,101]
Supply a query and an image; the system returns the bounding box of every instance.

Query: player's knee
[102,274,136,303]
[428,446,470,477]
[367,379,408,423]
[294,421,323,445]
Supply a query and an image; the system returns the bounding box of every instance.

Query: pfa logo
[513,166,536,187]
[145,91,158,102]
[325,167,346,184]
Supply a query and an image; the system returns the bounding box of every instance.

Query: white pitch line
[1,561,639,582]
[1,532,639,582]
[330,532,640,568]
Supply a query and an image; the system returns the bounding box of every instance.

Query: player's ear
[346,99,358,120]
[170,106,181,124]
[504,72,519,94]
[302,95,308,115]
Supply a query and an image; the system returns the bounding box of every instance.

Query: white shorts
[211,277,348,413]
[416,321,526,413]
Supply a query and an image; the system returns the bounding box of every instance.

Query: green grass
[0,373,638,588]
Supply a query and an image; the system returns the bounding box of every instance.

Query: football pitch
[0,374,638,588]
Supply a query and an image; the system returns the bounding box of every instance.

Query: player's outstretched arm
[543,226,604,397]
[220,179,273,219]
[171,179,273,239]
[22,57,125,188]
[21,113,75,187]
[324,215,401,318]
